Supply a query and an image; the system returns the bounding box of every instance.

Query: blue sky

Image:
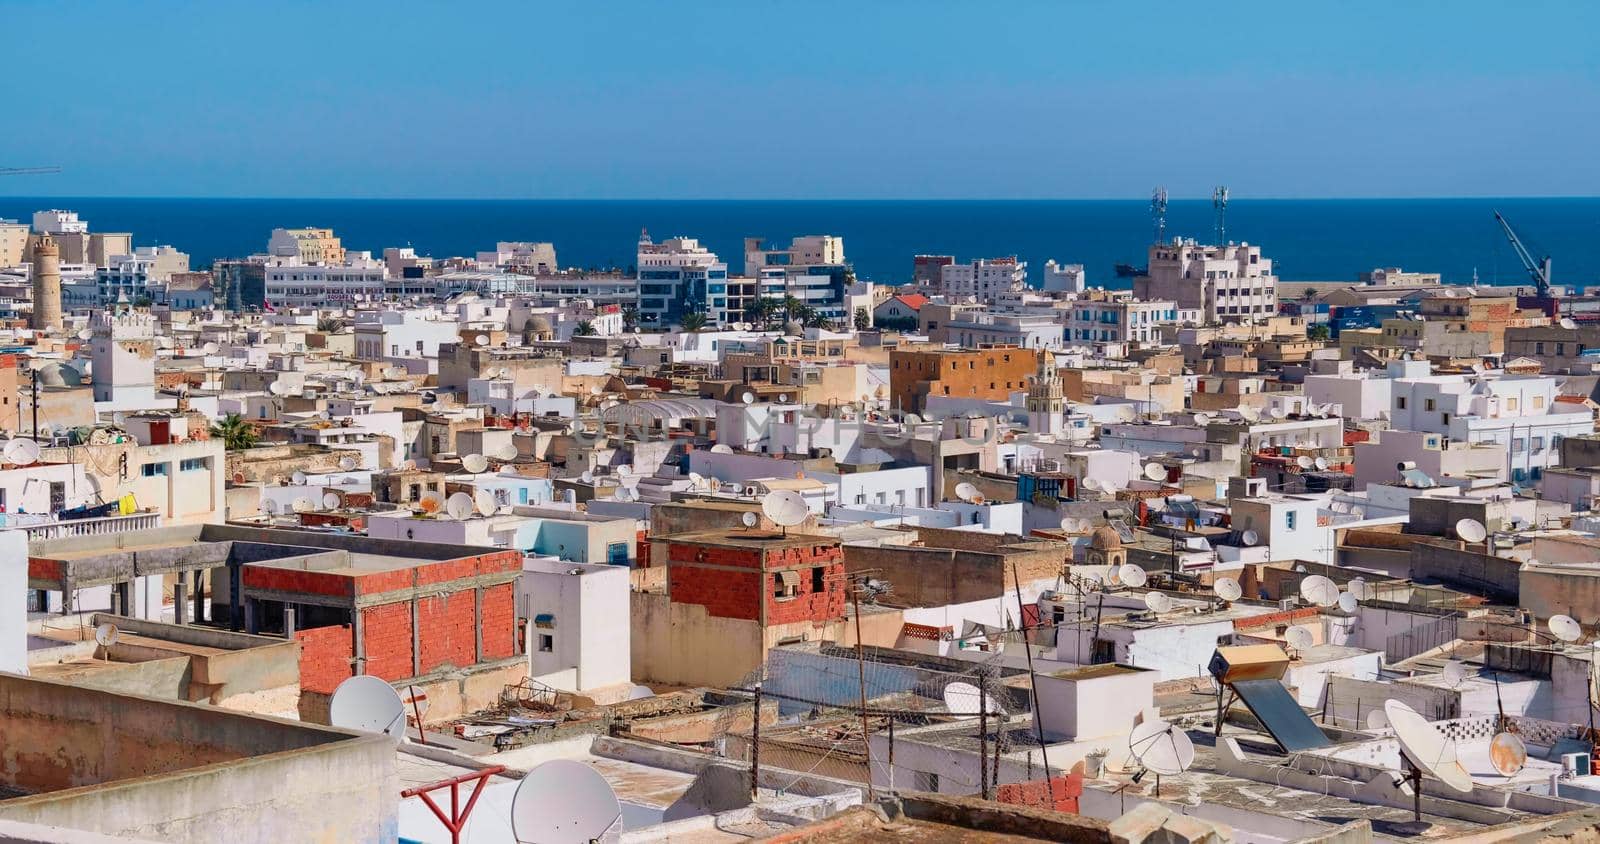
[4,1,1596,199]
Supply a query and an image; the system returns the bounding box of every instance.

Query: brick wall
[671,564,764,620]
[764,545,847,626]
[360,602,414,681]
[295,624,353,695]
[418,591,476,673]
[994,768,1083,814]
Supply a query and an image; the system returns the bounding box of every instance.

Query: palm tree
[681,311,707,332]
[782,296,802,319]
[574,320,597,336]
[621,305,638,330]
[744,298,775,327]
[795,305,819,328]
[317,316,342,333]
[853,307,871,331]
[209,413,258,451]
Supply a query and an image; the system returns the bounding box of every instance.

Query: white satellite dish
[94,623,119,648]
[329,675,407,738]
[446,492,475,520]
[1560,317,1578,329]
[942,681,1003,717]
[1550,614,1583,643]
[740,392,755,405]
[4,438,40,466]
[475,489,497,516]
[291,496,314,513]
[1385,699,1474,794]
[1081,477,1103,492]
[761,490,810,527]
[494,442,519,460]
[1442,660,1469,688]
[509,759,622,844]
[202,341,219,355]
[1455,518,1488,544]
[1270,406,1288,420]
[778,393,790,403]
[1239,406,1261,423]
[741,511,759,528]
[1489,731,1528,777]
[1295,455,1314,470]
[1348,578,1373,601]
[1337,592,1359,613]
[1143,462,1166,482]
[1300,575,1339,607]
[1240,529,1260,547]
[954,482,979,503]
[338,456,358,471]
[1313,456,1330,471]
[1286,626,1315,651]
[580,469,595,484]
[710,444,734,454]
[1193,412,1213,426]
[474,333,490,346]
[418,490,445,514]
[1367,709,1390,730]
[76,328,93,340]
[1058,516,1076,532]
[1127,718,1195,777]
[1214,577,1243,602]
[321,492,341,510]
[292,470,307,485]
[462,453,489,474]
[262,500,279,515]
[1145,592,1173,613]
[1118,565,1148,588]
[268,381,286,396]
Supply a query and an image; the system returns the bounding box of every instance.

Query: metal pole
[1011,559,1052,783]
[979,680,990,800]
[751,682,762,799]
[30,370,38,438]
[851,585,875,800]
[887,714,895,795]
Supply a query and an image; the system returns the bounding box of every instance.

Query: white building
[93,246,191,305]
[1352,429,1507,490]
[636,232,730,327]
[476,241,558,273]
[520,560,631,696]
[940,257,1026,303]
[263,253,387,309]
[1041,260,1086,294]
[89,303,158,408]
[944,310,1065,350]
[1062,298,1190,345]
[1388,371,1594,484]
[352,310,463,365]
[32,210,88,235]
[1135,239,1277,324]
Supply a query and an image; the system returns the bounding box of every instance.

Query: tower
[30,232,62,331]
[1026,350,1065,438]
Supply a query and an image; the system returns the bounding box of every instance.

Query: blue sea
[1,197,1597,288]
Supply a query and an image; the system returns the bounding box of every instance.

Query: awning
[533,613,555,628]
[777,570,801,588]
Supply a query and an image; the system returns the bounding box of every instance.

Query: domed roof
[1089,525,1123,551]
[526,315,553,333]
[33,362,82,388]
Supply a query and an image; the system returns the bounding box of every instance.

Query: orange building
[889,346,1040,413]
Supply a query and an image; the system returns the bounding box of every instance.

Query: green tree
[853,307,872,331]
[782,296,802,319]
[745,298,776,328]
[316,316,342,333]
[574,320,598,336]
[209,413,259,451]
[1301,287,1319,301]
[1307,323,1331,342]
[681,311,707,332]
[620,305,638,329]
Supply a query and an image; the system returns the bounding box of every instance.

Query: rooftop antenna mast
[1151,186,1169,245]
[1212,186,1229,244]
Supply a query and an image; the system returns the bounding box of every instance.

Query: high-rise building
[0,219,27,267]
[1042,260,1086,294]
[912,254,954,288]
[939,257,1026,303]
[1134,239,1277,325]
[30,233,62,331]
[744,235,852,321]
[267,227,345,265]
[635,231,728,327]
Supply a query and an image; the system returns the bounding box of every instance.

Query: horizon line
[1,194,1599,203]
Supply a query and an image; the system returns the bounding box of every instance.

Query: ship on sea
[1114,262,1146,278]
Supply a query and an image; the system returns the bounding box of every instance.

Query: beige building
[0,219,27,267]
[267,227,345,265]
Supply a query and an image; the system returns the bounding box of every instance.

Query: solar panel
[1230,678,1331,753]
[1113,522,1137,543]
[1400,468,1437,488]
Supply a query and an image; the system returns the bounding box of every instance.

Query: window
[811,566,825,592]
[538,634,553,653]
[1285,511,1298,531]
[141,462,168,477]
[1507,398,1519,411]
[1396,396,1407,409]
[179,457,208,472]
[1424,398,1435,411]
[1532,436,1545,453]
[1441,413,1451,424]
[1512,438,1526,453]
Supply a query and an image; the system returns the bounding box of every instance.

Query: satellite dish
[761,490,809,527]
[268,381,286,396]
[1384,699,1474,794]
[474,333,490,346]
[1313,457,1330,471]
[76,328,93,340]
[710,444,734,454]
[1442,660,1469,688]
[262,500,279,515]
[686,471,704,488]
[1145,592,1173,613]
[1300,575,1339,607]
[1058,516,1076,532]
[338,456,358,471]
[321,492,341,510]
[616,465,631,478]
[446,492,475,520]
[580,469,595,484]
[4,438,40,466]
[1286,627,1315,651]
[202,341,219,355]
[1337,592,1359,613]
[494,443,519,460]
[328,675,407,738]
[1295,455,1314,470]
[955,482,979,503]
[1348,578,1374,601]
[1367,709,1391,730]
[291,470,307,485]
[1239,406,1261,423]
[1455,518,1488,544]
[1143,463,1166,482]
[291,496,314,513]
[1214,577,1243,602]
[740,511,759,528]
[1118,565,1148,588]
[740,392,755,405]
[1270,406,1288,420]
[942,681,1003,717]
[1127,718,1195,777]
[462,453,489,473]
[1082,477,1103,492]
[1193,412,1213,426]
[94,623,119,648]
[1240,529,1260,547]
[509,759,622,844]
[1549,614,1583,643]
[1489,731,1528,777]
[417,491,444,514]
[475,489,497,516]
[1560,317,1578,329]
[778,393,790,403]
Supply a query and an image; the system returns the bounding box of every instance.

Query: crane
[0,166,60,176]
[1493,210,1552,299]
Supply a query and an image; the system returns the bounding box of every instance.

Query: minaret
[1026,350,1065,438]
[31,232,62,332]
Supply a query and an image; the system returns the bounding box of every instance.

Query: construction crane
[1493,210,1558,317]
[0,166,60,176]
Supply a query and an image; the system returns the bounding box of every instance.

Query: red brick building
[665,530,846,627]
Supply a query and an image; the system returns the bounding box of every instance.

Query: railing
[7,511,163,541]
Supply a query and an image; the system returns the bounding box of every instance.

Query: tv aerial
[1384,699,1473,821]
[292,470,308,485]
[1336,592,1359,613]
[1143,462,1166,482]
[329,675,407,739]
[1295,455,1314,470]
[1118,565,1148,588]
[4,438,40,466]
[462,453,489,474]
[475,489,497,516]
[1127,717,1195,796]
[1489,730,1528,778]
[1314,456,1329,471]
[1366,708,1390,730]
[954,482,980,503]
[1441,659,1469,689]
[1347,578,1374,602]
[417,490,444,514]
[1240,529,1260,547]
[291,496,314,513]
[509,759,623,844]
[262,499,279,515]
[1213,577,1243,603]
[760,490,809,535]
[942,681,1004,718]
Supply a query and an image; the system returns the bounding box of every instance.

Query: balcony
[5,511,163,541]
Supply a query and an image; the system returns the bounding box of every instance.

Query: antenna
[1314,456,1330,471]
[1336,592,1359,613]
[1367,709,1391,730]
[1127,718,1195,798]
[4,438,40,466]
[1385,699,1473,822]
[494,443,519,460]
[474,333,490,346]
[1489,731,1528,777]
[1454,518,1488,544]
[942,681,1004,718]
[462,453,489,474]
[1347,578,1374,602]
[1081,477,1103,493]
[954,482,979,503]
[1214,577,1243,603]
[1212,185,1229,243]
[1118,565,1148,588]
[1299,575,1339,607]
[1151,186,1169,244]
[291,496,314,513]
[328,675,407,738]
[292,470,307,485]
[741,392,755,405]
[417,491,444,514]
[509,759,622,844]
[1193,412,1212,426]
[1549,614,1583,643]
[262,500,279,515]
[94,623,119,658]
[1143,462,1166,482]
[446,492,475,520]
[1240,529,1260,547]
[760,490,809,535]
[1295,455,1314,470]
